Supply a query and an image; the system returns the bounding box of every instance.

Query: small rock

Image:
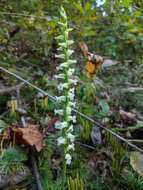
[91,126,102,146]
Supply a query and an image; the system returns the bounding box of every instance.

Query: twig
[122,87,143,93]
[0,11,51,20]
[76,141,95,150]
[128,139,143,143]
[0,110,9,119]
[0,82,24,94]
[30,150,43,190]
[112,125,143,132]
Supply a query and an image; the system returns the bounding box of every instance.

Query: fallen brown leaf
[15,124,43,152]
[120,110,136,120]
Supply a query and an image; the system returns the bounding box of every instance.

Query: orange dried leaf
[86,61,96,74]
[79,42,89,57]
[79,41,104,79]
[86,61,102,79]
[16,124,43,152]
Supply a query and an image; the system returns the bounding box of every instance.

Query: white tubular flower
[68,79,77,85]
[67,143,75,151]
[58,83,69,91]
[67,49,74,56]
[68,59,77,64]
[60,62,69,68]
[67,40,74,45]
[57,137,66,145]
[65,153,72,165]
[67,115,76,123]
[67,125,74,132]
[55,121,68,130]
[68,101,76,108]
[64,31,69,38]
[56,96,66,102]
[67,133,75,142]
[72,116,76,123]
[54,74,65,79]
[57,47,63,51]
[67,68,75,77]
[55,54,65,59]
[57,60,76,70]
[68,91,75,101]
[56,62,69,71]
[56,66,60,71]
[69,88,75,94]
[66,106,72,115]
[60,7,67,19]
[54,109,64,116]
[59,42,67,48]
[58,21,67,27]
[67,28,73,32]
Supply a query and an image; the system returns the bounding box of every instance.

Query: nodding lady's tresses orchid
[54,7,77,165]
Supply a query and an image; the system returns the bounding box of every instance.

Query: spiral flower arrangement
[54,7,77,165]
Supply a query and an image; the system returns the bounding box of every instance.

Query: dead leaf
[0,166,31,189]
[86,61,96,77]
[120,110,136,119]
[79,41,103,63]
[86,61,102,79]
[130,151,143,177]
[47,117,59,132]
[88,149,112,179]
[15,124,43,152]
[79,42,89,57]
[79,42,104,79]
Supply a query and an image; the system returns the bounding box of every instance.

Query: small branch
[112,125,143,132]
[0,83,24,94]
[128,139,143,143]
[76,141,95,150]
[0,110,10,119]
[0,11,52,20]
[122,87,143,93]
[30,150,43,190]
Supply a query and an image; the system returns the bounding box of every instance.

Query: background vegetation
[0,0,143,189]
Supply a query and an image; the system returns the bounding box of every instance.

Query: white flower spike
[54,6,77,165]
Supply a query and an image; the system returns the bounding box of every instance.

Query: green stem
[62,148,67,190]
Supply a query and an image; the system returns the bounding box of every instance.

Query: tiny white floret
[67,143,75,151]
[57,137,66,146]
[65,153,72,165]
[67,133,75,142]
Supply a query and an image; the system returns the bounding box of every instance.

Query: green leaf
[119,0,133,8]
[74,2,84,14]
[99,100,110,114]
[0,119,9,133]
[1,147,28,163]
[85,2,91,12]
